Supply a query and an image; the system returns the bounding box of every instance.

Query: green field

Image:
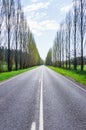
[0,66,37,82]
[48,66,86,86]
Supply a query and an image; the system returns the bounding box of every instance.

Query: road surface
[0,66,86,130]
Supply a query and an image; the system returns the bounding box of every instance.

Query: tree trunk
[80,0,83,71]
[8,14,11,71]
[15,30,18,70]
[74,1,77,70]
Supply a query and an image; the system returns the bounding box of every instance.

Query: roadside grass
[0,66,38,82]
[48,66,86,86]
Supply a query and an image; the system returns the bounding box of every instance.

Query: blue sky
[21,0,73,60]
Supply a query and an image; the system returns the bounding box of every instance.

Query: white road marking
[31,68,44,130]
[39,69,44,130]
[31,122,36,130]
[39,79,41,84]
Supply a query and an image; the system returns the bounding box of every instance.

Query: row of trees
[46,0,86,71]
[0,0,42,72]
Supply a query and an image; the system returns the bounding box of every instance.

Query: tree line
[46,0,86,71]
[0,0,43,72]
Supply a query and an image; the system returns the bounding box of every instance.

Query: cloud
[27,19,60,36]
[40,20,60,30]
[61,4,73,13]
[23,2,50,13]
[23,1,59,36]
[31,12,47,20]
[31,0,38,2]
[32,29,42,36]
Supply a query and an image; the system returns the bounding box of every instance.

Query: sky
[21,0,73,60]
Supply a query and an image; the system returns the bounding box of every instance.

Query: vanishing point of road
[0,66,86,130]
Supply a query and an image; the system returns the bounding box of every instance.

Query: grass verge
[0,66,37,82]
[48,66,86,86]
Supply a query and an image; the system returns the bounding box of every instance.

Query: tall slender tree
[73,0,77,70]
[2,0,15,71]
[66,11,72,69]
[15,0,21,70]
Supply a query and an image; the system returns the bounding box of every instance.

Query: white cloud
[40,20,60,30]
[32,29,42,36]
[27,19,60,36]
[23,1,59,36]
[61,4,73,13]
[31,0,38,2]
[23,2,50,13]
[33,12,47,20]
[26,11,47,21]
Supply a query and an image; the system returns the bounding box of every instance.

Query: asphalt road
[0,66,86,130]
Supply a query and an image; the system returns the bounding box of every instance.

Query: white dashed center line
[31,68,44,130]
[39,69,44,130]
[31,122,36,130]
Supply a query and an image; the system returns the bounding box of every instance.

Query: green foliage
[28,32,43,66]
[46,48,52,65]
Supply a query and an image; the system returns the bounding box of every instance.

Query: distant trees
[46,48,52,65]
[0,0,42,73]
[28,32,42,67]
[48,0,86,71]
